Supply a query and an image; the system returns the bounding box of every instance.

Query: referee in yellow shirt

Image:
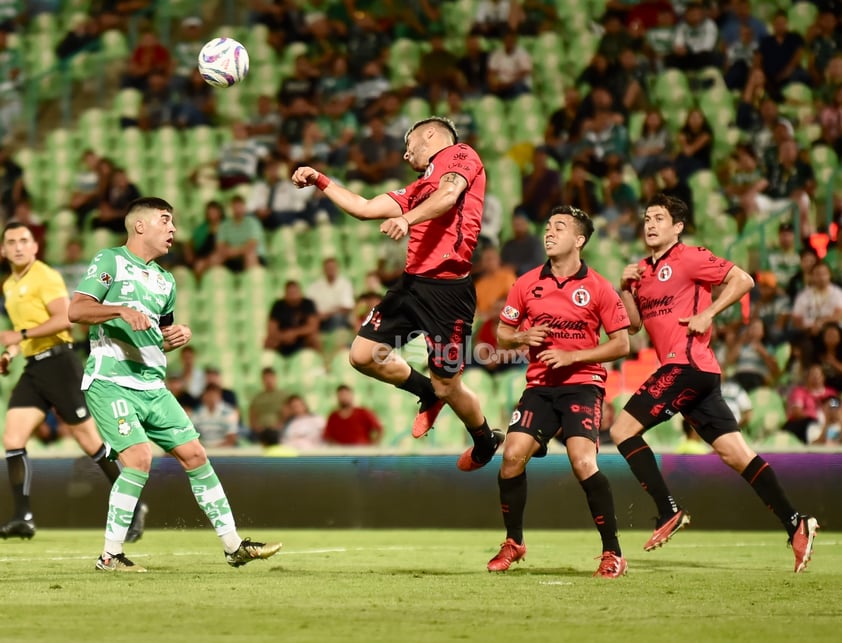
[0,222,147,540]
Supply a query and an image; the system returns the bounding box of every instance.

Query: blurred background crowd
[0,0,841,454]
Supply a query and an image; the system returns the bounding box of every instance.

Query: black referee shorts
[357,273,476,378]
[9,347,91,424]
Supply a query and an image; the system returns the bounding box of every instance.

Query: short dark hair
[549,205,595,246]
[261,366,276,375]
[405,116,459,145]
[646,193,689,226]
[336,384,351,393]
[2,221,32,239]
[125,197,174,218]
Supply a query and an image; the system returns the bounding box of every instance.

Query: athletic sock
[740,455,800,538]
[499,472,527,544]
[580,471,621,556]
[467,418,496,460]
[5,449,33,520]
[616,435,678,522]
[90,444,122,484]
[396,367,437,405]
[103,467,147,554]
[186,461,241,551]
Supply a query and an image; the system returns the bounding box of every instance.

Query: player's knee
[430,374,459,399]
[348,344,375,372]
[500,451,528,477]
[570,457,598,480]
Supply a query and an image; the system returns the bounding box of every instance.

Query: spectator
[247,157,313,230]
[719,0,767,49]
[500,212,544,276]
[673,107,713,182]
[643,4,677,72]
[55,237,89,294]
[807,10,842,87]
[443,91,479,151]
[765,221,801,290]
[470,297,527,374]
[816,84,842,159]
[562,160,600,215]
[248,367,286,444]
[192,383,240,448]
[815,321,842,391]
[351,60,391,120]
[306,257,356,332]
[55,14,101,60]
[122,29,171,91]
[377,91,411,143]
[175,68,216,128]
[188,200,225,279]
[758,10,810,101]
[577,86,629,176]
[666,0,720,71]
[655,163,695,231]
[479,192,503,249]
[752,271,792,348]
[756,139,816,236]
[68,149,102,221]
[315,92,358,169]
[414,33,462,107]
[213,195,267,273]
[723,23,761,91]
[137,70,178,130]
[471,0,518,38]
[486,30,532,100]
[264,280,322,357]
[782,363,837,443]
[277,54,319,118]
[473,246,517,320]
[165,370,200,415]
[458,34,490,97]
[317,54,354,109]
[0,26,20,142]
[246,94,282,154]
[792,262,842,349]
[171,16,205,89]
[543,87,584,166]
[251,0,307,53]
[204,365,239,410]
[351,290,384,332]
[787,247,819,304]
[601,164,639,242]
[724,318,780,392]
[280,394,326,450]
[514,146,561,224]
[596,10,634,65]
[91,167,141,233]
[323,385,383,445]
[722,143,765,229]
[345,11,391,81]
[721,377,753,432]
[217,122,267,190]
[346,116,405,184]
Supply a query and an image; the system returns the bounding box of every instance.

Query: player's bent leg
[447,371,504,471]
[349,336,410,385]
[608,409,645,445]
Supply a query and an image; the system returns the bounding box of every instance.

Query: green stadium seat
[746,386,787,443]
[787,2,817,36]
[112,88,143,123]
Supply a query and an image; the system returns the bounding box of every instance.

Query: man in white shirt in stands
[306,257,355,332]
[192,383,240,448]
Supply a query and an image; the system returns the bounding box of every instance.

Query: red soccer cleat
[487,538,527,572]
[457,430,505,472]
[790,515,819,573]
[412,399,444,438]
[593,552,628,578]
[644,508,691,551]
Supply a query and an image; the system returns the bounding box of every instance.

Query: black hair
[645,193,689,226]
[549,205,595,246]
[125,197,174,217]
[2,221,31,238]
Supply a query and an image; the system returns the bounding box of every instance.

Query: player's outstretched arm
[291,165,402,221]
[69,293,152,331]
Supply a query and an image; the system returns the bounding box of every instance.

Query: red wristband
[315,173,330,191]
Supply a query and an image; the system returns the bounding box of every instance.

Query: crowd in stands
[2,1,842,450]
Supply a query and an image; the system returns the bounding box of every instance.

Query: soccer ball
[197,37,249,88]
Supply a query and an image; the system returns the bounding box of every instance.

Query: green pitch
[0,529,839,643]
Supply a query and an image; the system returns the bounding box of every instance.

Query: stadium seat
[746,386,787,442]
[787,2,817,36]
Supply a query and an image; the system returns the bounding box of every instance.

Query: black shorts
[9,346,91,424]
[622,364,739,443]
[357,273,475,378]
[507,385,603,457]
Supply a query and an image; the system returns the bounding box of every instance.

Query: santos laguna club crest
[572,287,591,307]
[658,265,672,282]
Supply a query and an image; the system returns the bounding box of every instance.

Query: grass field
[0,529,839,643]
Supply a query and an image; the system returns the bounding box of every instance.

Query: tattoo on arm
[442,172,463,185]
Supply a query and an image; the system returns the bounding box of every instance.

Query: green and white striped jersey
[76,246,177,391]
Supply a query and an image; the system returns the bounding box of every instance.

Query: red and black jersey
[500,260,630,388]
[388,143,485,279]
[630,243,734,373]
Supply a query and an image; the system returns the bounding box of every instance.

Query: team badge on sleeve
[502,306,520,321]
[99,272,113,286]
